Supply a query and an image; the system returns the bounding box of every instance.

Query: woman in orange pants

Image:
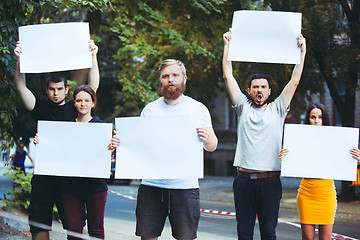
[280,103,360,240]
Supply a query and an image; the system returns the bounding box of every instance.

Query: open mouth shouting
[256,93,263,102]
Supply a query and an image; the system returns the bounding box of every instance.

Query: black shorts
[28,175,66,233]
[135,184,200,240]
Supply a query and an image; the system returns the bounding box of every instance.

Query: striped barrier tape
[108,189,137,200]
[108,189,359,240]
[200,209,236,216]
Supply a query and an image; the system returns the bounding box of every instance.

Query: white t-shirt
[140,95,212,189]
[233,92,289,171]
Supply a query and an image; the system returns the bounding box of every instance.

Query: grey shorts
[135,184,200,240]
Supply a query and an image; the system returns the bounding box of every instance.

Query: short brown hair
[158,59,186,77]
[46,73,67,89]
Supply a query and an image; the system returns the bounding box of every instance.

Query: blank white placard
[281,124,359,181]
[228,10,302,64]
[115,117,204,179]
[35,121,112,178]
[19,22,92,73]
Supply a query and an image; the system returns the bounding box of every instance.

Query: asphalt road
[0,165,359,239]
[104,182,303,240]
[104,179,359,240]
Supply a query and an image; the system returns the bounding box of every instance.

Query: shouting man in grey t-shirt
[222,29,306,240]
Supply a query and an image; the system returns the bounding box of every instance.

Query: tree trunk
[336,0,360,202]
[71,10,102,84]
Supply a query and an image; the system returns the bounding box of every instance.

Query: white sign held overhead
[281,124,359,181]
[228,10,302,64]
[19,22,92,73]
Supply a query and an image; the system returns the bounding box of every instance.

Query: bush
[1,167,60,220]
[2,167,32,211]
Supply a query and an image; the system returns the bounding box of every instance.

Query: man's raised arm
[70,40,99,92]
[281,35,306,108]
[14,42,36,111]
[222,30,241,106]
[87,40,99,92]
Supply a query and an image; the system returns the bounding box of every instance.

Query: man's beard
[252,99,268,107]
[159,82,186,100]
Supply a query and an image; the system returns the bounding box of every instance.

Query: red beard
[159,82,186,100]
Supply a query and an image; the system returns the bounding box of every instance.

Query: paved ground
[0,173,359,239]
[202,176,360,223]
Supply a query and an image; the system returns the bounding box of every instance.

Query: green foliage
[262,0,360,126]
[1,0,254,133]
[40,0,107,9]
[260,0,360,200]
[2,168,32,211]
[2,0,358,144]
[0,1,36,147]
[2,167,61,218]
[0,0,107,145]
[87,0,238,119]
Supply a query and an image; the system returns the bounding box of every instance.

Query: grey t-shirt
[233,92,289,171]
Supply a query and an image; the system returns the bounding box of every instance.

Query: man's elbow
[293,81,300,88]
[223,74,227,82]
[223,72,232,83]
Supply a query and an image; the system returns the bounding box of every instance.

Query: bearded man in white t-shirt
[135,59,218,240]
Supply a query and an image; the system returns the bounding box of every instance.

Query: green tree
[0,0,107,147]
[86,0,306,124]
[5,1,357,201]
[263,0,360,201]
[92,0,230,120]
[2,0,309,137]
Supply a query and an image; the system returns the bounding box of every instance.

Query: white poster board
[19,22,92,73]
[281,124,359,181]
[115,117,204,179]
[228,10,302,64]
[34,121,112,178]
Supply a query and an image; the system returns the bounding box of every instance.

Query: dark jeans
[233,175,282,240]
[63,191,107,240]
